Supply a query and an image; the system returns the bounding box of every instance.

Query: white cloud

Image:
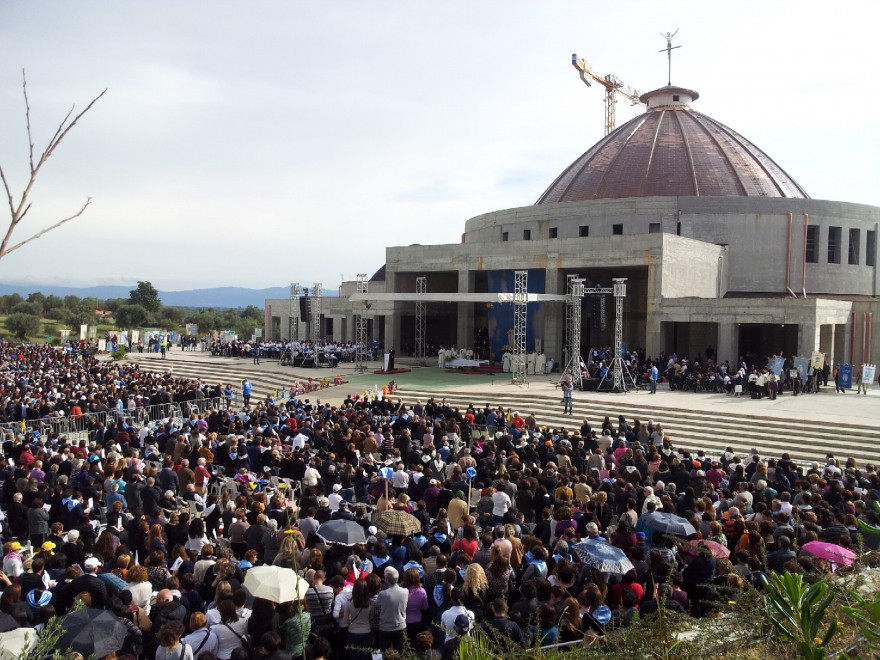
[0,0,878,289]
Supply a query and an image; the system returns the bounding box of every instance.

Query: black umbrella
[317,519,367,545]
[58,608,128,658]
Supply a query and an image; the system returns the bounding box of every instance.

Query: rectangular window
[828,226,841,264]
[579,225,589,237]
[867,230,877,267]
[849,228,860,265]
[805,225,819,263]
[648,222,661,234]
[501,231,508,242]
[612,224,623,235]
[549,227,558,239]
[523,229,531,240]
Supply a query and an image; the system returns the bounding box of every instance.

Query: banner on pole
[793,357,809,382]
[838,364,853,389]
[810,352,825,370]
[863,364,876,384]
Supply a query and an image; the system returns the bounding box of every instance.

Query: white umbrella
[244,565,309,603]
[0,627,37,660]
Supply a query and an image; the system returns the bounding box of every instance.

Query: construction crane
[572,54,645,136]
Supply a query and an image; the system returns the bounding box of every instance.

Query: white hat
[84,557,101,570]
[332,484,342,492]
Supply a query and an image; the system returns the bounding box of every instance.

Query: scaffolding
[597,278,637,393]
[354,274,369,372]
[312,283,322,342]
[289,282,299,341]
[415,277,427,362]
[512,270,528,385]
[564,276,586,389]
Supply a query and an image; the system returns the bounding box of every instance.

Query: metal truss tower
[564,276,586,389]
[312,283,322,342]
[512,270,528,385]
[415,277,427,362]
[289,283,300,341]
[354,274,369,372]
[607,278,637,393]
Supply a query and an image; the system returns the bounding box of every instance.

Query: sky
[1,1,878,291]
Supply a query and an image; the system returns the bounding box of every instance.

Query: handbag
[222,622,250,652]
[311,588,339,638]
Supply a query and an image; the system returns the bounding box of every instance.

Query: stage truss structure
[512,270,528,385]
[311,283,322,342]
[415,277,427,363]
[289,282,300,342]
[354,274,369,372]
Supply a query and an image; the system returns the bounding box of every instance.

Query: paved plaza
[131,348,880,433]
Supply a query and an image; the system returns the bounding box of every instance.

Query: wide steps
[398,387,878,466]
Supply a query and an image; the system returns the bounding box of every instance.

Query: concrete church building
[266,83,879,370]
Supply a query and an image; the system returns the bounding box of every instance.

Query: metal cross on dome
[659,29,681,86]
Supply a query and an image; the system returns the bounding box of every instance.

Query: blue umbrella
[642,512,696,537]
[574,538,634,574]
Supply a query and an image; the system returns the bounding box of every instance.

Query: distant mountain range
[0,284,337,308]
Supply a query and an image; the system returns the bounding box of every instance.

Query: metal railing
[0,395,244,442]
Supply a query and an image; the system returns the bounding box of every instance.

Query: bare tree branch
[1,198,91,258]
[0,70,106,262]
[22,69,35,175]
[0,164,15,219]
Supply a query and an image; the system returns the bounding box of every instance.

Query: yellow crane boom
[572,53,645,136]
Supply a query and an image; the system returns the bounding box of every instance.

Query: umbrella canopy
[244,565,309,603]
[574,539,634,575]
[642,512,697,537]
[317,519,367,546]
[58,608,128,658]
[801,541,857,568]
[374,509,421,537]
[0,627,36,660]
[681,540,730,559]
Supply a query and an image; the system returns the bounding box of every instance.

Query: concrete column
[798,321,819,358]
[716,321,739,365]
[543,266,563,362]
[456,269,475,349]
[384,270,400,352]
[834,323,847,366]
[819,324,835,364]
[644,264,664,358]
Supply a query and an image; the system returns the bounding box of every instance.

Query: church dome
[536,86,809,204]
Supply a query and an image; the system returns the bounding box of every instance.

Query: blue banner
[793,357,810,382]
[768,355,785,376]
[838,364,853,389]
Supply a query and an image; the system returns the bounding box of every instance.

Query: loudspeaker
[299,296,312,322]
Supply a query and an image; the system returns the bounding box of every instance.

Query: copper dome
[536,87,809,203]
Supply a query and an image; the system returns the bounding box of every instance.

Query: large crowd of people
[0,341,877,660]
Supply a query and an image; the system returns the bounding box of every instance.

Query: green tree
[0,293,23,313]
[188,309,223,332]
[5,312,41,340]
[12,301,42,316]
[162,306,186,325]
[44,294,63,310]
[129,281,162,313]
[115,304,149,329]
[63,308,94,327]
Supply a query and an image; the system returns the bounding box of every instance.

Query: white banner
[80,324,88,340]
[863,364,876,384]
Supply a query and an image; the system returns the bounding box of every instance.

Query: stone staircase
[395,387,878,467]
[127,356,878,467]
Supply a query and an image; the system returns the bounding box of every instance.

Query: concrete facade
[264,91,880,372]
